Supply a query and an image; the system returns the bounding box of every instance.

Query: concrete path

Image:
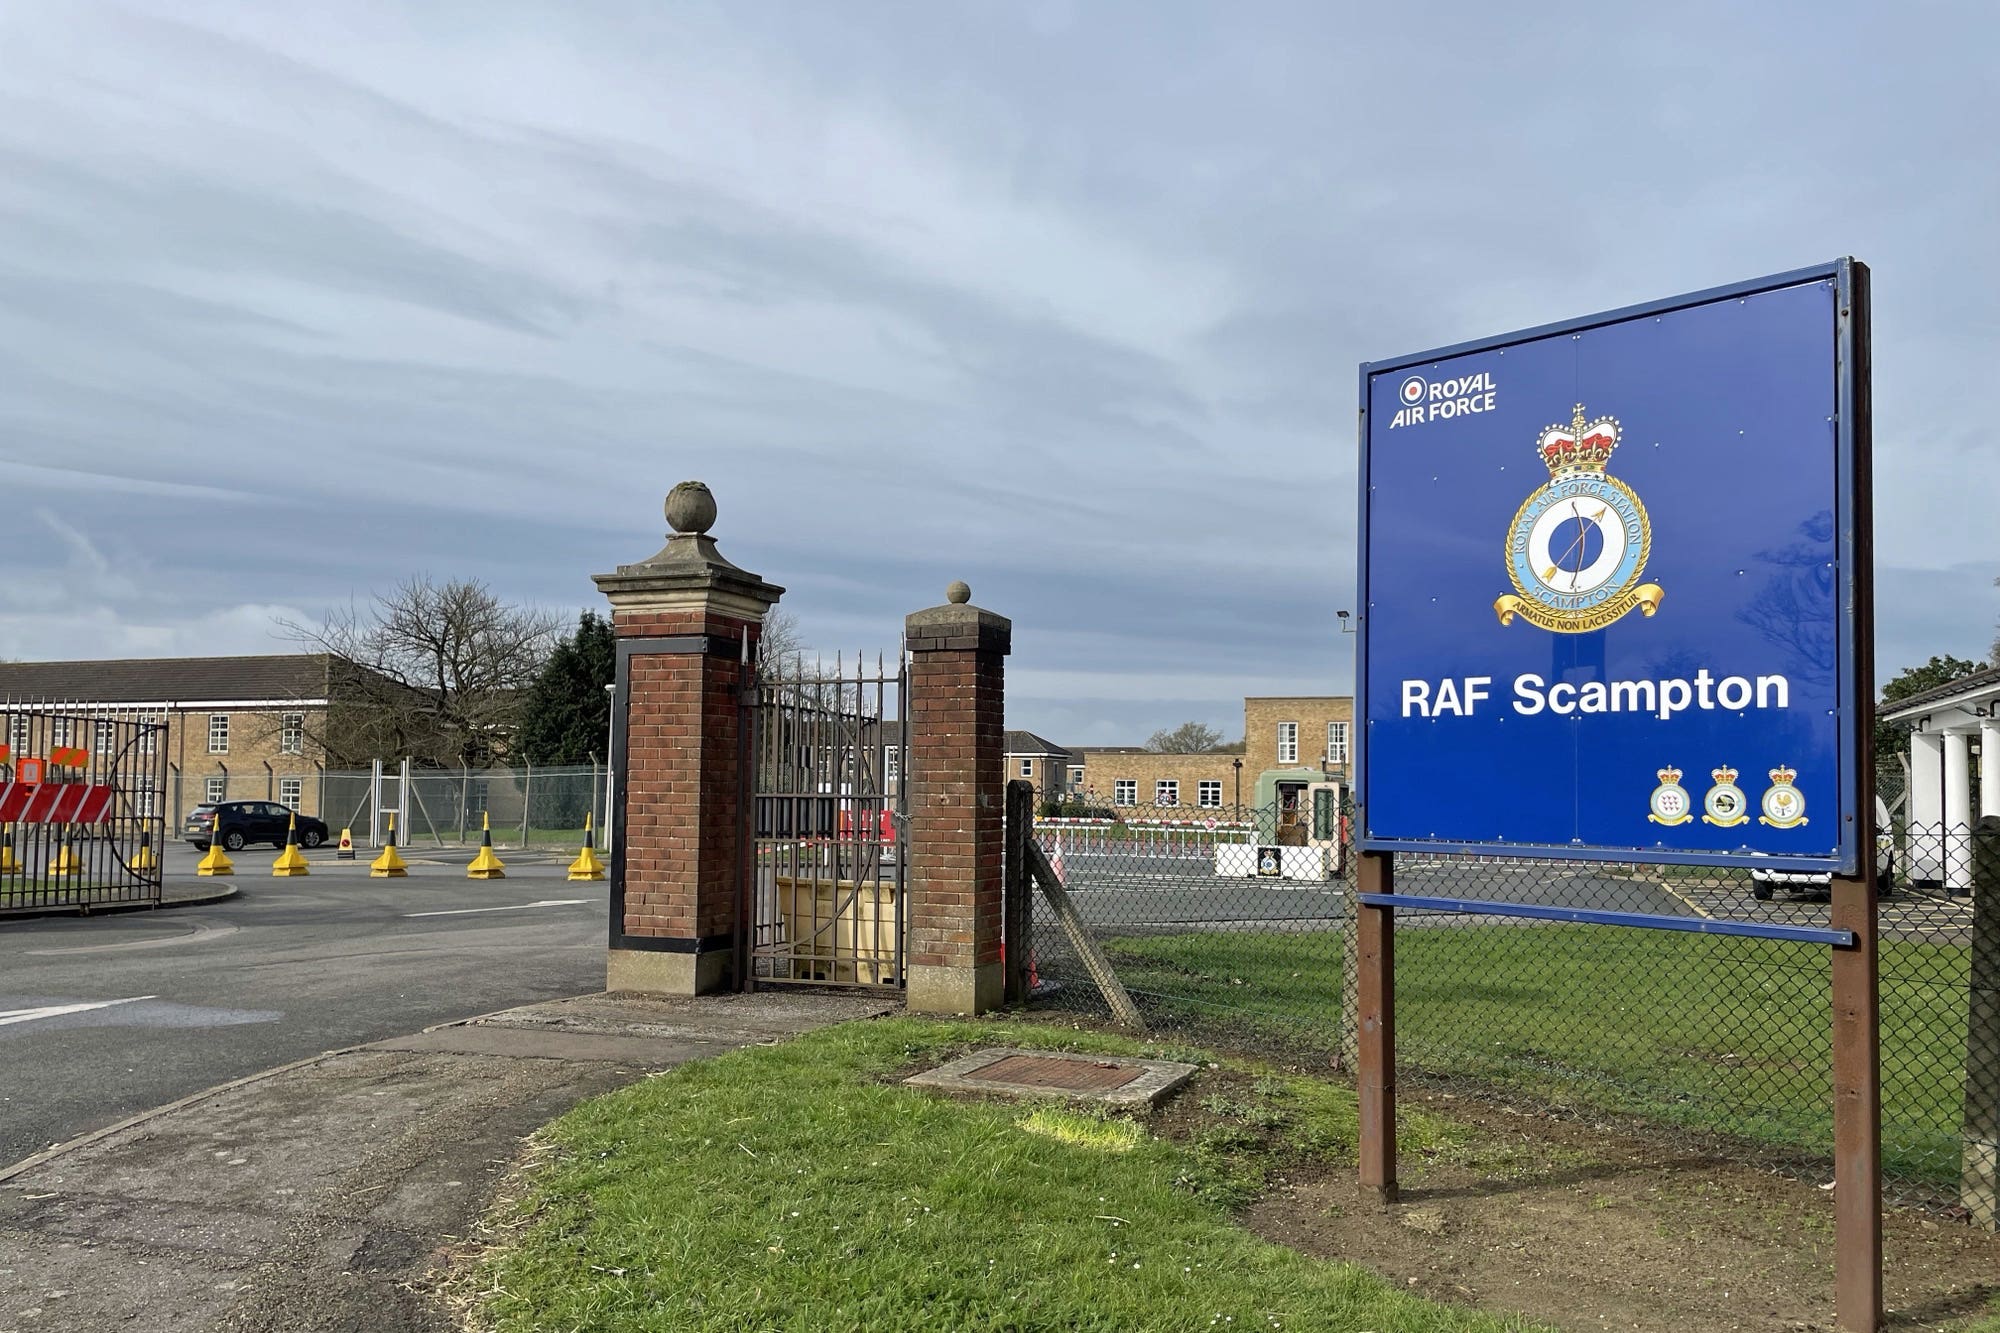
[0,990,896,1332]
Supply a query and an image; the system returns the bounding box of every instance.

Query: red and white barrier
[0,781,117,825]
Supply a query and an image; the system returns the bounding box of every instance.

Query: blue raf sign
[1355,261,1867,871]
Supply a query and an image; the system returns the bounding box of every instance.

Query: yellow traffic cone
[196,829,235,876]
[466,813,506,879]
[0,825,20,875]
[335,827,356,860]
[272,814,311,877]
[370,812,408,878]
[567,812,606,882]
[49,827,82,877]
[131,826,159,872]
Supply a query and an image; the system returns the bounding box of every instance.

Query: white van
[1748,795,1894,900]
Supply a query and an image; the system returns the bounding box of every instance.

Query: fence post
[1356,847,1397,1205]
[1964,814,2000,1228]
[903,581,1010,1015]
[458,763,469,845]
[1005,780,1033,1004]
[593,481,782,995]
[522,760,532,848]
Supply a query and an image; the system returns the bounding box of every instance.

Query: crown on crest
[1768,764,1797,786]
[1711,765,1738,786]
[1656,766,1682,786]
[1539,403,1620,478]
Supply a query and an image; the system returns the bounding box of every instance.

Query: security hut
[1880,663,2000,892]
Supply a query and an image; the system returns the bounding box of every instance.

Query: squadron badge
[1647,766,1692,826]
[1758,765,1808,828]
[1700,765,1749,827]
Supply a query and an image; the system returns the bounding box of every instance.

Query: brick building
[1002,729,1072,794]
[1062,694,1353,829]
[1066,747,1245,812]
[1242,695,1354,802]
[0,654,383,823]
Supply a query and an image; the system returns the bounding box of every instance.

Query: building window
[1155,780,1179,807]
[1198,780,1223,808]
[883,747,901,783]
[280,778,303,812]
[8,716,30,754]
[1326,721,1349,765]
[208,714,230,754]
[1019,758,1034,778]
[95,720,116,752]
[205,775,226,804]
[1068,765,1084,785]
[281,713,305,755]
[50,717,71,747]
[140,717,160,754]
[133,783,156,818]
[1114,779,1137,806]
[1276,722,1298,765]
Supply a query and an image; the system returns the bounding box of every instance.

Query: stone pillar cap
[907,583,1011,654]
[594,481,784,615]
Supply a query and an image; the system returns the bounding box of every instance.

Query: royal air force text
[1400,672,1792,720]
[1388,373,1496,429]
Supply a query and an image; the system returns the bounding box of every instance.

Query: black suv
[185,801,329,852]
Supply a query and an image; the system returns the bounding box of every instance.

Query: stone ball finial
[945,580,971,605]
[665,481,717,536]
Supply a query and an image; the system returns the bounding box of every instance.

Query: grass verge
[470,1017,1548,1333]
[1101,926,1969,1187]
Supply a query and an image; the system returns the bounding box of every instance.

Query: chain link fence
[1021,772,1991,1222]
[318,763,608,847]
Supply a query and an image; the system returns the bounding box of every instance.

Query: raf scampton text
[1401,671,1792,720]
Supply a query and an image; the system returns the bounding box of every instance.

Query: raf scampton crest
[1495,403,1663,634]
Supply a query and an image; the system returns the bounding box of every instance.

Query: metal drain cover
[905,1047,1196,1107]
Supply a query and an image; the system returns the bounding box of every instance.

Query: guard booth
[1216,779,1345,880]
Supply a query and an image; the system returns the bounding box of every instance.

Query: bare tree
[759,609,808,672]
[1147,721,1227,753]
[283,577,563,766]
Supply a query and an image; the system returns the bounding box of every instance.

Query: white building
[1880,664,2000,890]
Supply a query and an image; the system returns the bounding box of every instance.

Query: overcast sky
[1,2,1993,744]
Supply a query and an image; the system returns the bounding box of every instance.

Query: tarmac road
[0,842,608,1168]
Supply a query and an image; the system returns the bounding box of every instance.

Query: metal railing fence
[317,763,607,847]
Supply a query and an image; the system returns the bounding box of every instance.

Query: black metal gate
[746,653,906,988]
[1,703,169,913]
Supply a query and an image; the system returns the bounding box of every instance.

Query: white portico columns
[1983,719,2000,819]
[1947,730,1975,893]
[1911,731,1945,883]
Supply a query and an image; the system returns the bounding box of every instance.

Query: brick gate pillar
[594,481,782,996]
[904,581,1011,1014]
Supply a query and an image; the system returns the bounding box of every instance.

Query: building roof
[1879,663,2000,723]
[1004,729,1072,758]
[0,654,337,706]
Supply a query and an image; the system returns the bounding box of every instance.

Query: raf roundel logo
[1399,375,1426,407]
[1494,402,1666,634]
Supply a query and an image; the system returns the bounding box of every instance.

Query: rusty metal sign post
[1354,260,1881,1329]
